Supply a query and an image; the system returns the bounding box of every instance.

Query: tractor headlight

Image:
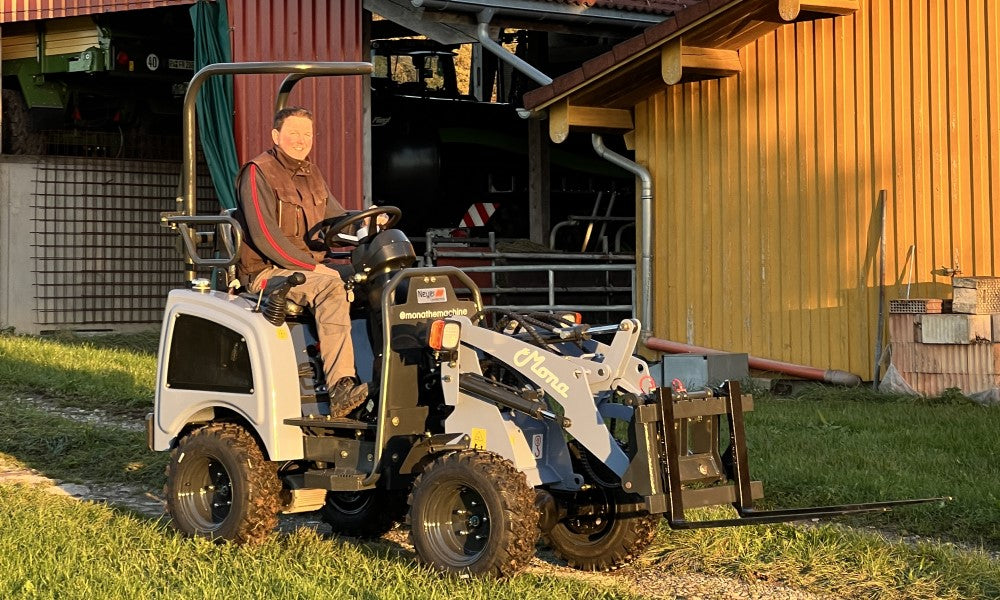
[429,319,461,351]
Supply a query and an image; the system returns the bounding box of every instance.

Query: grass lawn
[749,388,1000,548]
[0,330,157,414]
[0,331,998,599]
[0,485,635,600]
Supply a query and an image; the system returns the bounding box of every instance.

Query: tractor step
[285,416,375,430]
[302,468,369,491]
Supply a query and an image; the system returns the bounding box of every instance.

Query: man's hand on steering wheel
[322,205,401,248]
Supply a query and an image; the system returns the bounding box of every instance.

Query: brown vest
[236,148,331,282]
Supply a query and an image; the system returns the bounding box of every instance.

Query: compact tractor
[149,62,944,577]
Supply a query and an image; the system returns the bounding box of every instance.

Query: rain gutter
[410,0,663,28]
[471,9,552,86]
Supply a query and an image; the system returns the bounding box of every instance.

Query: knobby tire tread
[164,423,281,545]
[408,450,539,577]
[544,504,659,571]
[1,89,43,155]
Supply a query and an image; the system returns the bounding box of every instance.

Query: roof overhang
[412,0,663,29]
[523,0,859,142]
[364,0,672,45]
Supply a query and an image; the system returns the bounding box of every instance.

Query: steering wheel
[323,205,402,248]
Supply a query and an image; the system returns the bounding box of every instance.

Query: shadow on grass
[0,399,166,488]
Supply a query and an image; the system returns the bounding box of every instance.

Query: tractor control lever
[261,272,307,326]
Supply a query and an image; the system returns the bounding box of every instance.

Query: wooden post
[528,117,550,245]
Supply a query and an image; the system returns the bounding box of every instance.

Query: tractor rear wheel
[408,450,538,577]
[543,486,659,571]
[321,488,409,538]
[1,89,44,155]
[165,423,281,544]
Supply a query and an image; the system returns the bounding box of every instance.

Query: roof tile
[643,15,678,46]
[551,67,587,95]
[581,51,618,78]
[673,0,711,26]
[611,33,647,62]
[524,86,555,108]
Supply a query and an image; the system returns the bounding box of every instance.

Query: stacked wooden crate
[888,277,1000,395]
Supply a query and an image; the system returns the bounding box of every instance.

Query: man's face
[272,115,314,161]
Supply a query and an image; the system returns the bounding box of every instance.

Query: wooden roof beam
[549,100,633,144]
[661,38,742,86]
[777,0,859,21]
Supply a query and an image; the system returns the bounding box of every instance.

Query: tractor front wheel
[165,424,281,544]
[408,450,538,577]
[544,487,659,571]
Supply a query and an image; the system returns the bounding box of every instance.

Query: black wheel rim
[422,482,491,567]
[562,488,615,543]
[176,454,234,533]
[326,491,372,516]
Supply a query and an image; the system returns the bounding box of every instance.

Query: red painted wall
[228,0,365,210]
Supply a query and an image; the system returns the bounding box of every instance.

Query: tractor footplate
[284,416,375,430]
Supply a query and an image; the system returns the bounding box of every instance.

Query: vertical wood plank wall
[637,0,1000,379]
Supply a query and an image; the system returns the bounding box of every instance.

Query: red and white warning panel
[459,203,499,228]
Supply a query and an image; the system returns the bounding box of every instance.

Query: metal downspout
[592,134,653,336]
[475,10,552,87]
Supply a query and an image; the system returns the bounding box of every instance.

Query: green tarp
[190,0,239,210]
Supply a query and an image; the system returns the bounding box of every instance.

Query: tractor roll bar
[180,61,374,218]
[164,214,243,268]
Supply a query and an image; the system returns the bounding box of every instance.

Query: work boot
[329,377,368,418]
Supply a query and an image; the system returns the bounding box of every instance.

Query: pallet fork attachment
[637,381,949,529]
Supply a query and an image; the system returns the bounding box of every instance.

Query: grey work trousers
[251,267,354,385]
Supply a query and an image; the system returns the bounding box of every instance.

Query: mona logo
[513,348,570,398]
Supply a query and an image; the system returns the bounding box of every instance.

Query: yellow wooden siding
[42,17,98,56]
[637,0,1000,379]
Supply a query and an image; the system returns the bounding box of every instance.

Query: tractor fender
[150,289,305,460]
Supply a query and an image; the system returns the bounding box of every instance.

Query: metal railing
[424,232,636,317]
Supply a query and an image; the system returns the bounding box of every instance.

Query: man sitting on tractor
[235,106,367,417]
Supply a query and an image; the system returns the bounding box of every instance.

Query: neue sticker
[416,287,447,304]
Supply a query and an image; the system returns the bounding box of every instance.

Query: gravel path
[10,395,145,432]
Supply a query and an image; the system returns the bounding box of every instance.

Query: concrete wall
[0,158,36,332]
[1,156,216,335]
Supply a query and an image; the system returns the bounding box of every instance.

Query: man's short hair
[273,107,313,130]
